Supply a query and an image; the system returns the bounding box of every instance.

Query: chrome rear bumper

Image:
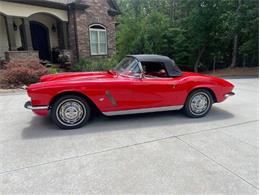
[224,92,235,98]
[24,101,49,110]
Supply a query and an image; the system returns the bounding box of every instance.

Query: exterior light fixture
[13,22,17,31]
[51,24,56,32]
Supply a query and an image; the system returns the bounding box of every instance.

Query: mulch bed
[204,67,259,77]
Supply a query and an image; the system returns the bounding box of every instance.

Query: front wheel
[51,95,90,129]
[184,89,213,118]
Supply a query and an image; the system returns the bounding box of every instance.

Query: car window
[141,61,169,78]
[114,57,142,77]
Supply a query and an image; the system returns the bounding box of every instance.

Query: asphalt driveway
[0,78,258,194]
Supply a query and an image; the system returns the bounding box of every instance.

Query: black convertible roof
[129,54,171,62]
[128,54,182,77]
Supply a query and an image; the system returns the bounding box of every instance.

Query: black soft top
[128,54,182,77]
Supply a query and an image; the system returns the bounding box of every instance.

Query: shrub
[73,59,92,72]
[73,57,119,72]
[48,67,60,74]
[2,62,49,86]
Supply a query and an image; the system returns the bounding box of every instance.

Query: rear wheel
[51,95,90,129]
[184,89,213,118]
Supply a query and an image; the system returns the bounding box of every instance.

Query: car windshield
[114,57,142,77]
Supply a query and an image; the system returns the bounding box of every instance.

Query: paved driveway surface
[0,78,258,194]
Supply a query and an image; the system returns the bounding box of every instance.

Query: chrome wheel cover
[189,92,210,116]
[56,99,86,127]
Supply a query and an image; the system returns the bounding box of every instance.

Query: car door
[102,77,137,111]
[131,76,180,109]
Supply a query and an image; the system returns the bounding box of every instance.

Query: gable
[107,0,120,12]
[107,0,120,16]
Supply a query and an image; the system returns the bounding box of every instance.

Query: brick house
[0,0,120,64]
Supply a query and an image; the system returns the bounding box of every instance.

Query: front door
[30,21,51,61]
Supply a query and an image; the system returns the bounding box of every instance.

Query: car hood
[40,71,116,82]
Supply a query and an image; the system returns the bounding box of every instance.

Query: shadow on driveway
[21,107,234,140]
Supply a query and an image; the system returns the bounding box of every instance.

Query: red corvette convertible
[25,55,235,129]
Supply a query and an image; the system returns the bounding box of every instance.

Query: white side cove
[103,105,184,116]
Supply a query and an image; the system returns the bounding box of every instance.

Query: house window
[89,24,107,55]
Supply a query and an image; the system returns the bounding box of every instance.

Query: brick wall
[68,0,117,61]
[5,51,40,64]
[68,7,78,61]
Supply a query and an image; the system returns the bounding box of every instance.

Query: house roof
[1,0,120,14]
[108,0,120,15]
[1,0,68,10]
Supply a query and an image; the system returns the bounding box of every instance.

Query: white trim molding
[0,1,68,21]
[89,24,107,56]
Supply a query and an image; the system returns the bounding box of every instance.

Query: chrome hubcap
[56,99,86,126]
[190,93,209,115]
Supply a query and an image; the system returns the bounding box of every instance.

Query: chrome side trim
[224,92,235,98]
[24,101,49,110]
[27,105,49,110]
[103,105,184,116]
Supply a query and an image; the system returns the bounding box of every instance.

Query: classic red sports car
[25,55,235,129]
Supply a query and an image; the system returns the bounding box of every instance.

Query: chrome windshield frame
[115,57,144,79]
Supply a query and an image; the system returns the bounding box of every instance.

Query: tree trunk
[250,54,256,66]
[170,0,176,23]
[194,45,206,72]
[213,56,216,74]
[242,55,246,67]
[230,34,238,68]
[230,0,241,68]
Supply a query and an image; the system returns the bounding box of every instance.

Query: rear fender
[187,85,218,103]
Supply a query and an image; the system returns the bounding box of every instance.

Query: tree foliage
[116,0,258,71]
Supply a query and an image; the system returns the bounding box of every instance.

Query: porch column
[21,18,33,50]
[5,16,16,51]
[57,21,69,49]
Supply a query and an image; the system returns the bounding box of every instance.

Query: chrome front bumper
[224,92,235,98]
[24,101,49,110]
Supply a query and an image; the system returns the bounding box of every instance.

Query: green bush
[48,67,60,74]
[73,57,119,72]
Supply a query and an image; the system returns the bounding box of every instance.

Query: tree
[116,0,259,72]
